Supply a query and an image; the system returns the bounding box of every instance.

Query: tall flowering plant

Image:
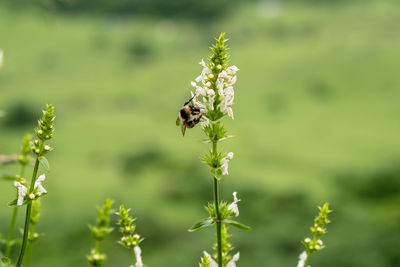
[177,33,251,267]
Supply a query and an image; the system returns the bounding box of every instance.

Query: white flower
[34,174,47,194]
[134,246,143,267]
[218,70,228,79]
[226,252,240,267]
[297,251,308,267]
[195,59,211,83]
[220,152,234,175]
[203,251,240,267]
[228,192,240,217]
[0,49,3,68]
[226,65,240,75]
[203,251,218,267]
[207,89,216,110]
[191,81,207,96]
[14,181,27,206]
[190,91,206,111]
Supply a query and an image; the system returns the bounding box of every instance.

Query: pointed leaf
[188,218,215,232]
[8,192,47,207]
[224,219,253,231]
[0,174,18,181]
[1,256,11,264]
[39,156,50,171]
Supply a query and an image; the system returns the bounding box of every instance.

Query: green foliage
[89,199,114,241]
[203,122,227,143]
[3,0,257,20]
[189,218,214,232]
[18,133,31,166]
[213,225,233,265]
[223,219,252,231]
[35,104,55,141]
[199,255,211,267]
[301,203,332,264]
[1,1,400,266]
[116,205,144,249]
[87,249,106,267]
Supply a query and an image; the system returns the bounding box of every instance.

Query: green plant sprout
[14,104,55,267]
[116,205,145,267]
[297,203,332,267]
[87,199,114,267]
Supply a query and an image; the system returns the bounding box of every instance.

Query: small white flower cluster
[227,192,241,217]
[297,251,308,267]
[134,245,144,267]
[14,174,47,206]
[190,60,239,123]
[203,251,240,267]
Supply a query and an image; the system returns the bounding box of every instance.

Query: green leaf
[0,174,18,181]
[39,156,50,171]
[188,218,215,232]
[1,256,11,264]
[224,219,253,231]
[210,168,222,181]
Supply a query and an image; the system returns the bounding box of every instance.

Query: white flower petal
[228,191,240,217]
[297,251,308,267]
[34,174,47,194]
[203,251,218,267]
[134,246,143,267]
[14,181,27,206]
[218,70,228,79]
[227,65,240,75]
[226,252,240,267]
[220,152,234,175]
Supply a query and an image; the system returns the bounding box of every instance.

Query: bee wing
[176,116,181,126]
[181,124,187,136]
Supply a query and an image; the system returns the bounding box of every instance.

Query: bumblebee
[176,96,203,136]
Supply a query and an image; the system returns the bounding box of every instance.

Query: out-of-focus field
[1,1,400,266]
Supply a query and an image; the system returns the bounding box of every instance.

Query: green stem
[212,141,223,267]
[131,247,137,265]
[4,203,18,257]
[304,251,311,267]
[95,240,101,252]
[25,224,34,267]
[5,165,26,257]
[16,158,40,267]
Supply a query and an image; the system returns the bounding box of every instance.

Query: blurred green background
[1,0,400,266]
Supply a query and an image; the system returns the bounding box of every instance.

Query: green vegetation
[1,0,400,266]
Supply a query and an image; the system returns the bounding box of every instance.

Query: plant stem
[131,247,137,265]
[212,141,223,267]
[304,251,311,267]
[25,224,34,267]
[5,165,26,257]
[5,202,18,257]
[16,158,40,267]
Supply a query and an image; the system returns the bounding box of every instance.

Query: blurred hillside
[1,0,400,266]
